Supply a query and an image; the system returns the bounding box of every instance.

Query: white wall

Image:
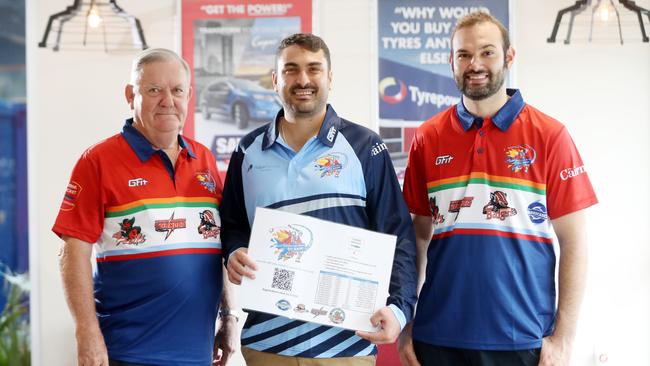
[28,0,649,365]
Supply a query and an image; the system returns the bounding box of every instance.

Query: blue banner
[377,0,509,168]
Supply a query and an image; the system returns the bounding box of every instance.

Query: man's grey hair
[129,48,191,85]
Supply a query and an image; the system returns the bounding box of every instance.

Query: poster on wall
[181,0,312,175]
[377,0,509,178]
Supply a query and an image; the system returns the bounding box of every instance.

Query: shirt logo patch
[269,224,313,262]
[314,153,347,178]
[154,212,186,240]
[505,144,536,173]
[483,191,517,220]
[371,142,388,156]
[527,201,548,224]
[560,165,586,181]
[326,126,337,142]
[195,171,217,193]
[429,197,445,224]
[61,181,82,211]
[112,217,146,246]
[128,178,148,187]
[435,155,454,165]
[448,197,474,221]
[198,210,220,239]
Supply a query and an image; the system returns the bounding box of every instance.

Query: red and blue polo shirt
[53,119,223,365]
[403,89,597,350]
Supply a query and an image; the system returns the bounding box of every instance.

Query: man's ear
[448,50,455,73]
[328,69,333,90]
[271,70,278,92]
[125,84,135,110]
[505,46,515,68]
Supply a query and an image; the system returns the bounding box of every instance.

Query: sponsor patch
[326,126,337,142]
[61,181,82,211]
[128,178,148,187]
[429,196,445,224]
[505,144,536,173]
[112,217,146,246]
[527,201,548,224]
[371,142,388,156]
[195,171,217,193]
[269,224,313,262]
[435,155,454,166]
[154,212,186,240]
[314,153,347,178]
[329,308,345,324]
[483,191,517,220]
[198,210,220,239]
[560,165,586,181]
[448,196,474,221]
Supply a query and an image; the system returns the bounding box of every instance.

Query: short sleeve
[403,130,432,217]
[52,151,105,243]
[545,127,598,219]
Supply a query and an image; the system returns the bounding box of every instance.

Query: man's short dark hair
[451,11,510,55]
[276,33,331,70]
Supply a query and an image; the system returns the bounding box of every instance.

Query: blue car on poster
[199,78,280,129]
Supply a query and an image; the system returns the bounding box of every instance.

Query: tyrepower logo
[560,165,586,181]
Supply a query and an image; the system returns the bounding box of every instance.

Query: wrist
[219,308,240,322]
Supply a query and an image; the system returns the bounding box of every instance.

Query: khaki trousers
[242,346,377,366]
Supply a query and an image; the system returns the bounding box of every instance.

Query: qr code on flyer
[271,268,295,292]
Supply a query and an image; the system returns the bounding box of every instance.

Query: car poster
[181,0,312,177]
[376,0,509,180]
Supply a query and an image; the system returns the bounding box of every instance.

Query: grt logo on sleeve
[560,165,586,180]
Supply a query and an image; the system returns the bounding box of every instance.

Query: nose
[160,89,174,107]
[296,70,310,86]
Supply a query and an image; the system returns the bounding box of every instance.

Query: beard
[282,83,328,117]
[456,63,507,101]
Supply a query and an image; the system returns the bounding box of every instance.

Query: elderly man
[399,12,598,366]
[53,48,236,366]
[219,33,417,366]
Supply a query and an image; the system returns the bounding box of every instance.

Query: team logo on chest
[112,217,146,246]
[505,144,536,173]
[269,224,313,262]
[482,191,517,220]
[154,212,186,240]
[314,153,347,178]
[429,197,445,224]
[195,171,216,193]
[448,197,474,221]
[198,210,220,239]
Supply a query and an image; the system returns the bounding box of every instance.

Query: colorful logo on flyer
[61,181,82,211]
[195,171,217,193]
[314,153,346,178]
[276,299,291,311]
[269,224,313,262]
[483,191,518,220]
[154,212,186,240]
[329,308,345,324]
[294,304,308,313]
[505,144,536,173]
[311,307,327,318]
[379,76,407,104]
[429,196,445,224]
[448,196,474,221]
[112,217,146,246]
[527,201,548,224]
[198,210,220,239]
